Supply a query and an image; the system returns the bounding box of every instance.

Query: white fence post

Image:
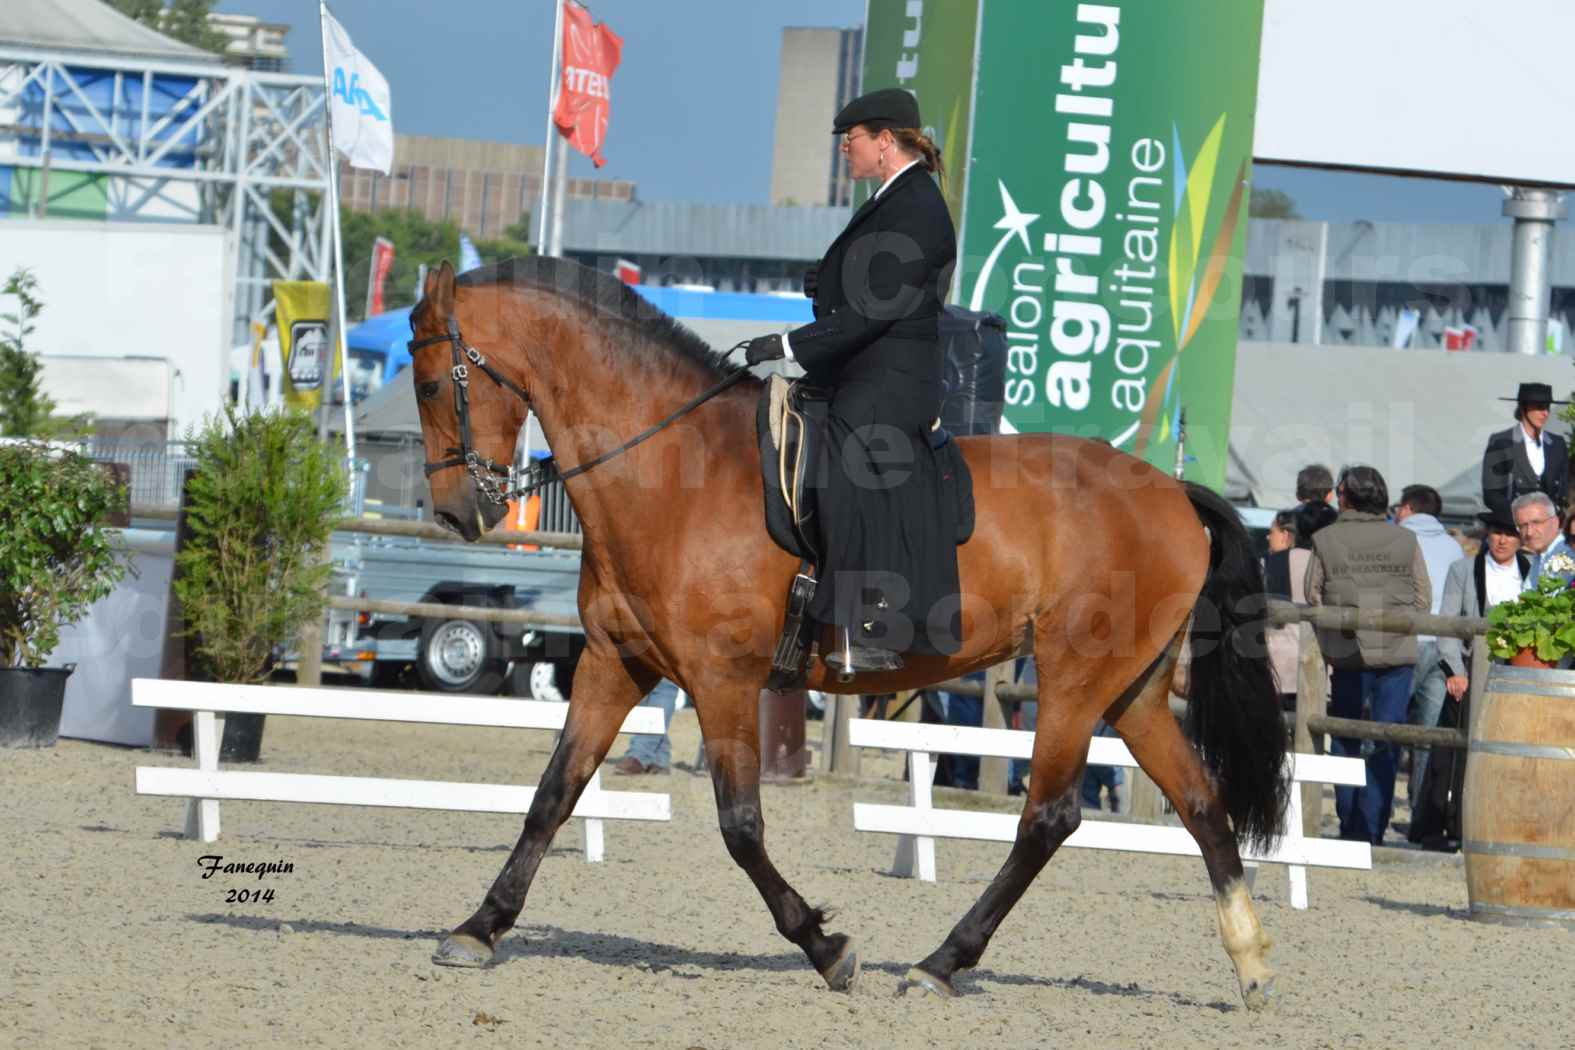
[582,770,606,863]
[183,709,224,843]
[892,750,936,881]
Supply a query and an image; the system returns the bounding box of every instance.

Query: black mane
[455,256,747,380]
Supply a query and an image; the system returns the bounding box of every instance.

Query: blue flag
[459,233,482,273]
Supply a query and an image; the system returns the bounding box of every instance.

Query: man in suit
[1513,491,1575,586]
[1482,381,1570,521]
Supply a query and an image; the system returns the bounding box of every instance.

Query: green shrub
[1486,576,1575,663]
[0,442,131,667]
[173,407,349,683]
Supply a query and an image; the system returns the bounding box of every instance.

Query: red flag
[367,237,396,316]
[552,2,622,168]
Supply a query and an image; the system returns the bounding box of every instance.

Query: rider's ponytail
[890,127,946,192]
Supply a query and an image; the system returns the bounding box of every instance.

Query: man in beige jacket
[1305,465,1432,845]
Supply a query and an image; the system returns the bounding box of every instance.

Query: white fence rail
[132,679,669,861]
[847,719,1370,909]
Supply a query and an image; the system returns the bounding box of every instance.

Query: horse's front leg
[433,642,653,967]
[694,684,860,991]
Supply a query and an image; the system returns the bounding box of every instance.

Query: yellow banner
[272,280,333,411]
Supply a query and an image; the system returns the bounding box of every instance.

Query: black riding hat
[1499,381,1569,405]
[1477,508,1518,531]
[832,88,921,135]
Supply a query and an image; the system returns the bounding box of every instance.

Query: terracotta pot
[1509,648,1556,669]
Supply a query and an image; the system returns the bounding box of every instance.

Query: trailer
[323,529,585,698]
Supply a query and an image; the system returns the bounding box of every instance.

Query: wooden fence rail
[130,504,583,552]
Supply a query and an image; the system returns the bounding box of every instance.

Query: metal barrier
[95,442,370,516]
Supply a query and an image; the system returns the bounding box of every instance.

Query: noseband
[407,317,750,507]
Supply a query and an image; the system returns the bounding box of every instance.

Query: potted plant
[1485,576,1575,669]
[173,406,348,760]
[0,442,130,747]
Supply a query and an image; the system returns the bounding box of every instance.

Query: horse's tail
[1181,481,1290,852]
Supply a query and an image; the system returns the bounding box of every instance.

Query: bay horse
[405,258,1290,1009]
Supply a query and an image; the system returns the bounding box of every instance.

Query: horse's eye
[416,381,441,401]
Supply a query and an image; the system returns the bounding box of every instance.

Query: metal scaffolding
[0,44,330,345]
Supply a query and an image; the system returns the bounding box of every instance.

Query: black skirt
[805,364,964,657]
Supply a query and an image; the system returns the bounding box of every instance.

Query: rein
[408,317,750,506]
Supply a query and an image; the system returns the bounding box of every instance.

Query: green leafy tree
[0,269,55,437]
[338,206,463,320]
[108,0,227,53]
[1249,188,1301,219]
[174,408,349,683]
[0,268,85,439]
[472,231,534,270]
[0,444,131,668]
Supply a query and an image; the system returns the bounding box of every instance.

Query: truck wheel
[508,659,575,702]
[417,618,505,694]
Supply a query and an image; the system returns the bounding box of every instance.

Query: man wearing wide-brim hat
[1481,381,1570,521]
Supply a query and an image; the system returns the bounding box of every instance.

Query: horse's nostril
[434,511,462,535]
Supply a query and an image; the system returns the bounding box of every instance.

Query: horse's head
[408,260,531,540]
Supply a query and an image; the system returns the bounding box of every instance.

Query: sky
[216,0,1509,224]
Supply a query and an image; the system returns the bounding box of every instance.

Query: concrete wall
[0,219,230,438]
[1229,340,1573,516]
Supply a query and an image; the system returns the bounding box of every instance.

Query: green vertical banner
[958,0,1264,490]
[858,0,982,226]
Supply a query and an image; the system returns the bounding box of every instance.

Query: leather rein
[407,317,749,506]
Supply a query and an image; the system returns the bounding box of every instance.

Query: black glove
[745,334,786,366]
[803,264,819,300]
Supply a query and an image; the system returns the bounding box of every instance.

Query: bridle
[407,316,750,506]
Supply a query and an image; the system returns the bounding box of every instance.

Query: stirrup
[823,644,905,677]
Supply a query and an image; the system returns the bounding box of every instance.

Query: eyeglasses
[1515,515,1554,533]
[840,131,872,150]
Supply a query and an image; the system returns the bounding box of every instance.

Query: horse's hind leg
[693,683,859,991]
[899,680,1099,998]
[1107,644,1276,1010]
[432,642,654,968]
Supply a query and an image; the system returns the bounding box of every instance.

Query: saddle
[755,376,976,688]
[757,375,830,562]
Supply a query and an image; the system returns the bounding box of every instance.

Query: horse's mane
[452,256,747,381]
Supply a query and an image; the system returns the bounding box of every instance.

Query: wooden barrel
[1463,664,1575,928]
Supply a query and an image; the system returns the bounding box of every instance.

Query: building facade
[768,27,863,208]
[207,13,290,72]
[337,134,637,241]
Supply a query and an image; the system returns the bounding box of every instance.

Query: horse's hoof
[820,943,860,992]
[896,966,955,999]
[1241,973,1276,1012]
[431,933,493,969]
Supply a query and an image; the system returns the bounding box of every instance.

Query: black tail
[1182,482,1290,851]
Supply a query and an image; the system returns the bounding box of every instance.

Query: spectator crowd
[1270,381,1571,851]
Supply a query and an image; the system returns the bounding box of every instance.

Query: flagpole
[318,0,357,467]
[536,0,565,254]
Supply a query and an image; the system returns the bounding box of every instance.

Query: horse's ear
[425,259,456,319]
